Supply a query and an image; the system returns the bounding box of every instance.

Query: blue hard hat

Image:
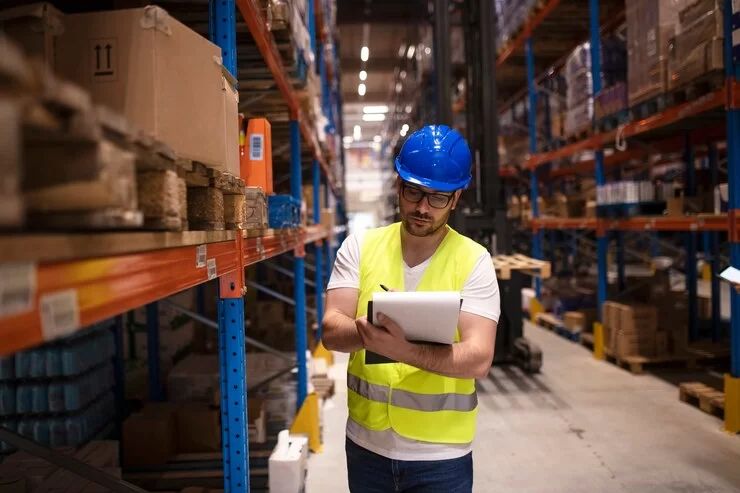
[394,125,472,192]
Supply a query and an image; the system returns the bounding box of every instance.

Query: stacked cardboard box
[669,0,724,89]
[626,0,694,106]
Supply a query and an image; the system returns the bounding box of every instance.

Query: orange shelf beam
[0,226,330,357]
[497,0,562,67]
[532,217,598,230]
[0,239,239,357]
[531,215,734,232]
[527,83,739,170]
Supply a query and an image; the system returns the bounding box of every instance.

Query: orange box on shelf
[242,118,274,194]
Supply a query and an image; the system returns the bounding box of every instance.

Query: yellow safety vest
[347,222,487,444]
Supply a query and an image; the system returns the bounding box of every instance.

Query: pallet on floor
[603,348,697,375]
[679,382,724,420]
[579,332,594,350]
[535,313,581,342]
[492,254,551,280]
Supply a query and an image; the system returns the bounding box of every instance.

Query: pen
[380,284,389,291]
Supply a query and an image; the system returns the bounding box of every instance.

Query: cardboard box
[248,397,267,444]
[176,404,221,453]
[0,3,64,67]
[564,312,586,334]
[626,0,694,106]
[122,404,176,467]
[55,6,232,169]
[669,0,723,89]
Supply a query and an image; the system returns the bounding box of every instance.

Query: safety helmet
[394,124,472,192]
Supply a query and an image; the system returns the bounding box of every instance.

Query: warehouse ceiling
[337,0,427,149]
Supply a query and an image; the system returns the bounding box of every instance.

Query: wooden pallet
[492,254,551,280]
[630,93,667,121]
[595,109,631,133]
[679,382,724,419]
[563,126,592,144]
[580,332,594,349]
[666,70,724,107]
[604,348,697,375]
[535,313,581,342]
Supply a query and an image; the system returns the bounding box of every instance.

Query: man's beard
[402,210,449,237]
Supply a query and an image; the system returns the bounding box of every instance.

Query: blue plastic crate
[268,195,301,229]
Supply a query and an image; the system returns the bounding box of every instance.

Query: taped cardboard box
[54,6,232,170]
[0,2,64,67]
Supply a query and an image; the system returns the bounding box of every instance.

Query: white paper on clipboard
[369,291,462,344]
[719,266,740,284]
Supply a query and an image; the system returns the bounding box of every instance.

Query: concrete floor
[306,322,740,493]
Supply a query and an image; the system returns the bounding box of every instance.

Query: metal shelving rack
[498,0,739,431]
[0,0,345,491]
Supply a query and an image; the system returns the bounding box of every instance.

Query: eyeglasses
[401,182,454,209]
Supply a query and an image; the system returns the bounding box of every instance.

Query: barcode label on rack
[39,290,80,340]
[0,263,36,318]
[196,245,207,268]
[207,258,217,280]
[250,134,264,161]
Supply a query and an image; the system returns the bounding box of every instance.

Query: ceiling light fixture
[359,70,367,81]
[406,45,416,59]
[362,113,386,122]
[395,82,402,93]
[425,47,431,55]
[343,136,354,144]
[398,44,406,57]
[360,46,369,61]
[405,105,412,114]
[400,70,407,79]
[353,125,361,140]
[401,124,410,132]
[363,105,389,114]
[358,83,366,96]
[373,135,382,143]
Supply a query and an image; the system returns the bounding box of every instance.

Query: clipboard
[364,292,463,365]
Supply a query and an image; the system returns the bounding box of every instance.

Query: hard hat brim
[395,159,470,193]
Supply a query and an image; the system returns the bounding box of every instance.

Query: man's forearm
[397,342,492,380]
[322,309,364,353]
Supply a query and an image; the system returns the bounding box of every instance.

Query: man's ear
[451,190,462,209]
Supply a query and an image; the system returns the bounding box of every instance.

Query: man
[322,125,501,492]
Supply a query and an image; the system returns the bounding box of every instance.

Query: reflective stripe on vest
[347,373,477,412]
[347,222,488,444]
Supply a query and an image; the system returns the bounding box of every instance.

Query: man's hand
[356,313,410,360]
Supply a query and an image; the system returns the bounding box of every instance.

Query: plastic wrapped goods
[668,0,724,89]
[626,0,694,106]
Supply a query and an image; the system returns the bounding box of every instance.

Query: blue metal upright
[291,120,309,409]
[589,0,608,321]
[684,134,699,341]
[145,302,163,401]
[210,3,250,491]
[724,0,740,378]
[526,38,542,298]
[210,0,237,77]
[313,160,325,341]
[708,143,721,341]
[218,285,249,493]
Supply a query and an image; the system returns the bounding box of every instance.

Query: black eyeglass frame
[400,182,455,209]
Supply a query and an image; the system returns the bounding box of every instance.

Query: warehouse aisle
[307,322,740,492]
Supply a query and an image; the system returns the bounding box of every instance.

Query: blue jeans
[345,438,474,493]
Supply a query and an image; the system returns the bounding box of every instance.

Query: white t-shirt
[327,229,501,461]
